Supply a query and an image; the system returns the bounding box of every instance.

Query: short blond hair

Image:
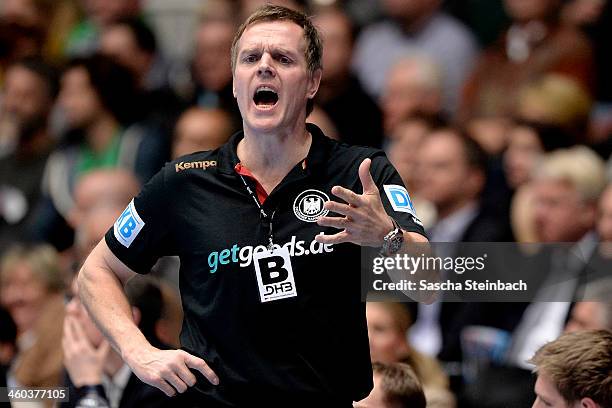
[0,244,64,293]
[372,362,426,408]
[529,330,612,407]
[533,146,606,202]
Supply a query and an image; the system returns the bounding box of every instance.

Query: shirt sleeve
[369,152,427,238]
[104,165,174,273]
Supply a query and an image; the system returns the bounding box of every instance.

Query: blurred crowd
[0,0,610,407]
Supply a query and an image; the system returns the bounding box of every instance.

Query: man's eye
[243,55,258,63]
[278,56,292,64]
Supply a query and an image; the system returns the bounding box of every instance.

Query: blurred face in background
[0,0,43,27]
[381,60,441,135]
[314,10,352,83]
[366,303,406,364]
[2,64,51,131]
[504,125,544,189]
[172,108,232,159]
[59,67,104,129]
[597,186,612,242]
[83,0,139,26]
[532,179,593,242]
[415,131,481,213]
[504,0,560,22]
[0,261,49,334]
[100,25,150,83]
[381,0,440,21]
[565,302,606,332]
[194,20,234,92]
[388,119,431,191]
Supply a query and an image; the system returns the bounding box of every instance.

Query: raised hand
[315,158,394,247]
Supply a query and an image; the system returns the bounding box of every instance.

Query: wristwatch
[381,218,404,256]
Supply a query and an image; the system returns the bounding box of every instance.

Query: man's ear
[232,77,237,98]
[579,397,600,408]
[307,68,322,99]
[131,307,141,326]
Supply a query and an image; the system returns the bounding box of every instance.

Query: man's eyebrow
[239,47,261,56]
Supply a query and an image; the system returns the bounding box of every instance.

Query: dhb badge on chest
[253,246,297,302]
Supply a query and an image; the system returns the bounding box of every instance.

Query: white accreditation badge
[253,246,297,302]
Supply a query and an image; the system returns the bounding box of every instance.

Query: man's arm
[78,240,219,396]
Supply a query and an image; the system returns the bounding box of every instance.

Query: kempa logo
[293,189,329,222]
[175,160,217,172]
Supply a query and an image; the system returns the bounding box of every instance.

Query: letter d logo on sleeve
[383,184,423,226]
[114,199,145,248]
[253,246,297,302]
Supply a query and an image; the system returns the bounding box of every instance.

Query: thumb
[359,158,377,194]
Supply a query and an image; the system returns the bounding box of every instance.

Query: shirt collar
[102,363,132,408]
[217,123,331,177]
[430,202,479,243]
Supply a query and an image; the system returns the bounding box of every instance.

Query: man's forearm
[78,257,150,358]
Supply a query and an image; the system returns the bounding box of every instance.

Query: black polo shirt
[105,123,425,406]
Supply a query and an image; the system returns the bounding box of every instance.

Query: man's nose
[257,54,275,77]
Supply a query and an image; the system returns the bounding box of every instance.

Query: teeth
[256,86,276,93]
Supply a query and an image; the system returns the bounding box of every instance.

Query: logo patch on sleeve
[383,185,423,226]
[114,199,145,248]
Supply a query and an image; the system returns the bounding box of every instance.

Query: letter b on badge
[253,247,297,302]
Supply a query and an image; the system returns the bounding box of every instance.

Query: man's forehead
[238,21,306,52]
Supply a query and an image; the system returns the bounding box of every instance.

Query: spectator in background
[0,244,65,389]
[598,183,612,242]
[415,129,513,244]
[410,129,519,378]
[352,0,477,114]
[172,107,233,159]
[99,17,172,93]
[387,114,447,229]
[529,330,611,408]
[0,306,17,388]
[380,56,444,137]
[507,146,607,369]
[191,14,241,131]
[566,278,612,332]
[312,7,383,147]
[64,0,141,57]
[32,54,166,250]
[0,57,58,251]
[62,274,175,408]
[366,302,454,408]
[503,121,577,191]
[514,74,592,145]
[99,16,185,140]
[0,0,80,63]
[66,169,141,231]
[354,362,427,408]
[459,0,594,123]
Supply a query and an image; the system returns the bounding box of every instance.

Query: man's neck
[237,123,312,193]
[86,114,119,154]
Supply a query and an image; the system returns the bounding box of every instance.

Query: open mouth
[253,87,279,108]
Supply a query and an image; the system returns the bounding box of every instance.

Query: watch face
[389,235,404,253]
